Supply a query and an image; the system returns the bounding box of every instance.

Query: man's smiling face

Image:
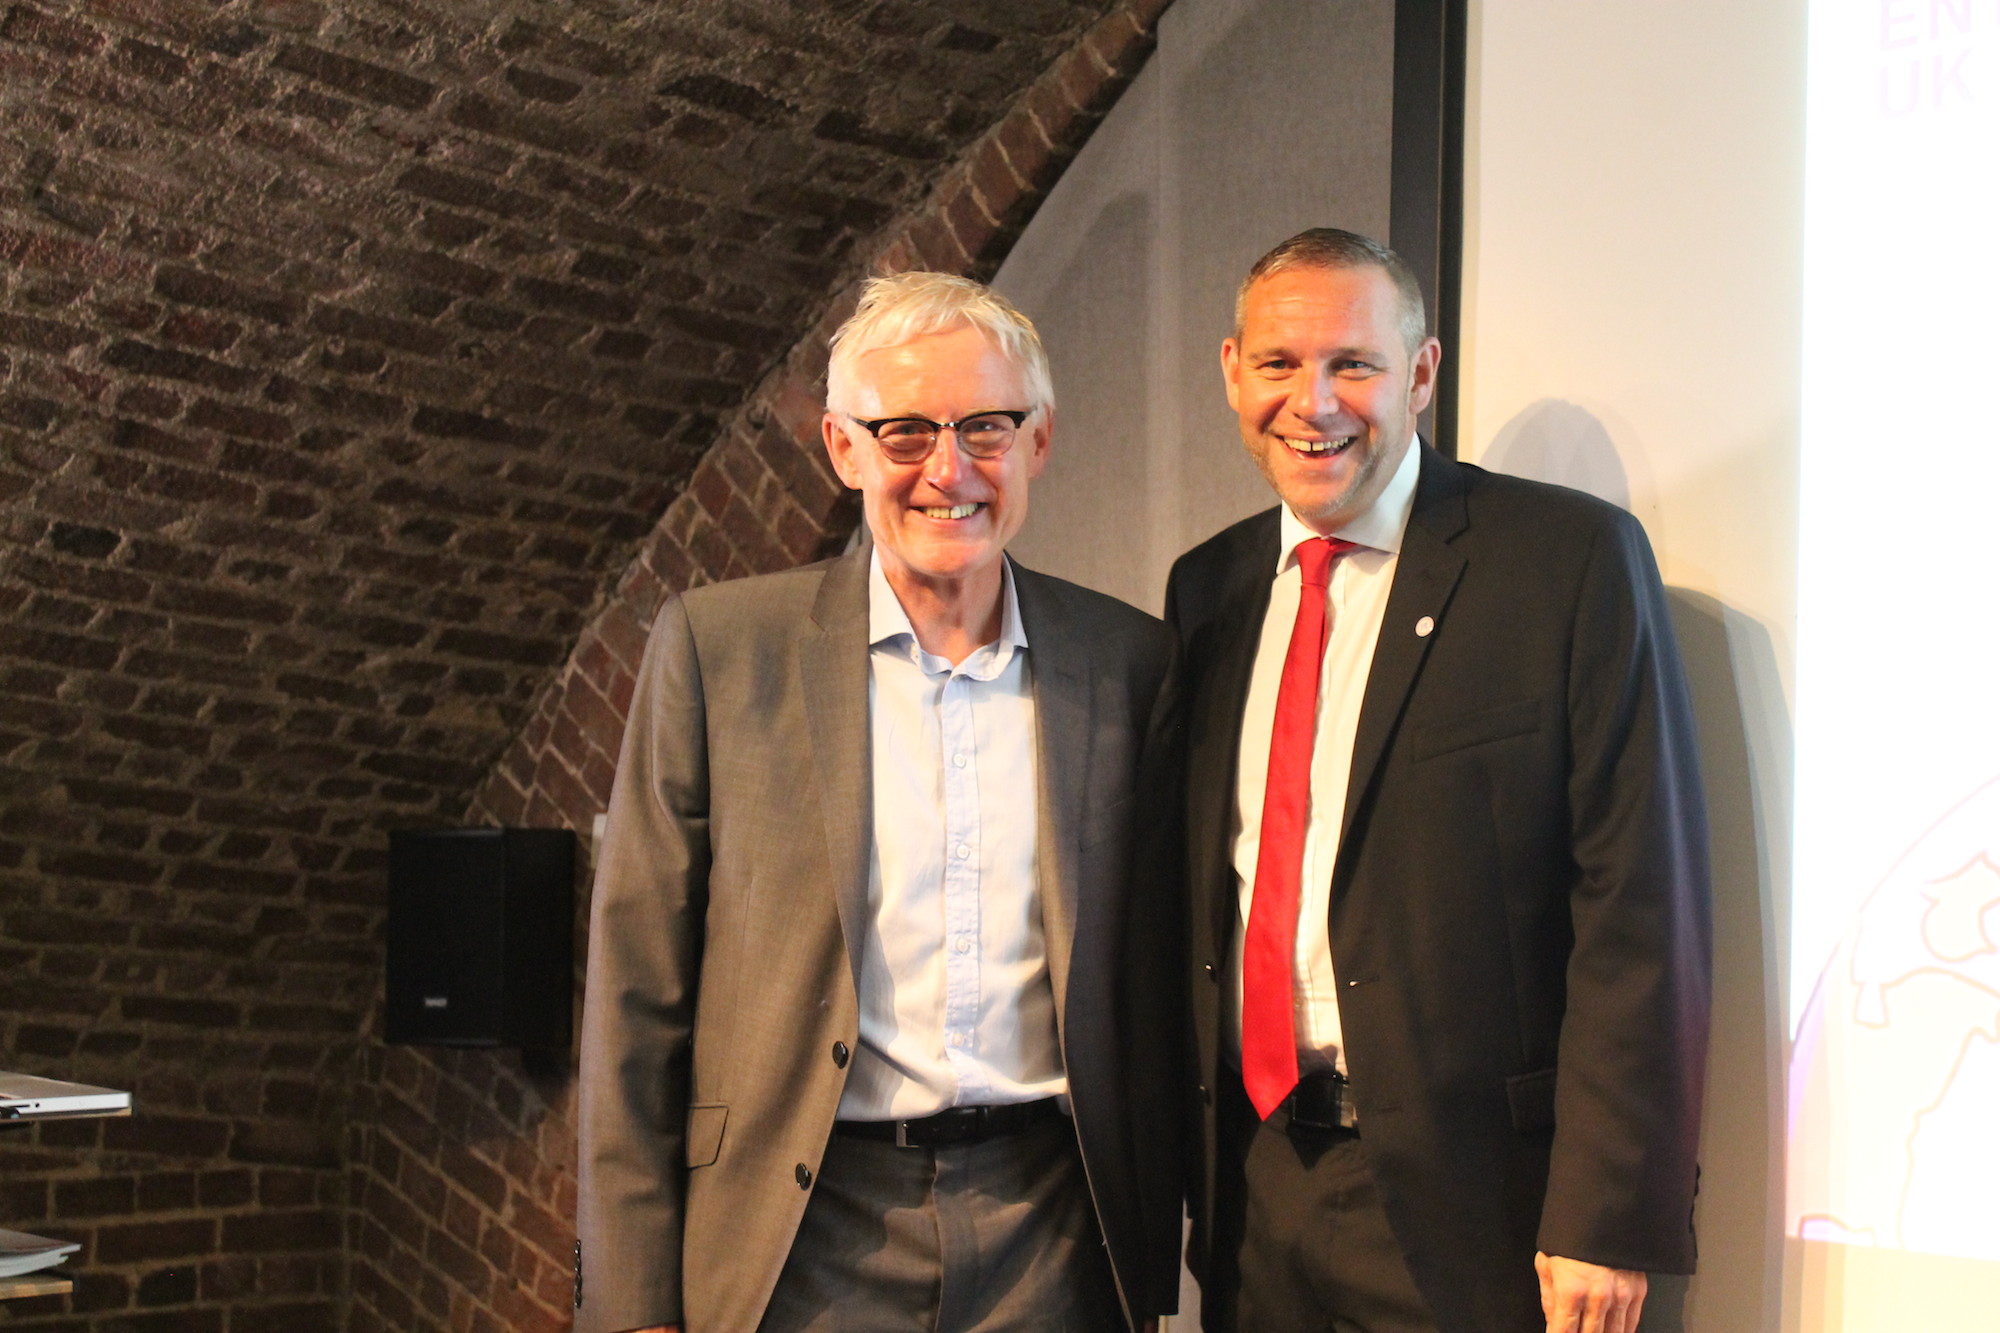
[823,322,1049,600]
[1222,263,1440,535]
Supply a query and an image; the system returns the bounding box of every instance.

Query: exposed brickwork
[338,3,1171,1330]
[0,0,1166,1329]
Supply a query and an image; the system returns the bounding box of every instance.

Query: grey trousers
[758,1115,1126,1333]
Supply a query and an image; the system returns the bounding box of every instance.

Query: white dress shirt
[837,553,1065,1120]
[1227,437,1422,1075]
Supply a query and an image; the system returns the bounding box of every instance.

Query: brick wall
[340,6,1170,1331]
[0,0,1165,1329]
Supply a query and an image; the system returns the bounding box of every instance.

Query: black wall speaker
[386,827,576,1050]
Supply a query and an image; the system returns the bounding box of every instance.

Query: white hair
[825,271,1053,413]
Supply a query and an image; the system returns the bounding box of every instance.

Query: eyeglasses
[845,409,1034,464]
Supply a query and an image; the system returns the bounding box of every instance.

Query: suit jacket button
[796,1163,812,1190]
[1203,962,1218,983]
[831,1041,849,1068]
[1197,1084,1211,1104]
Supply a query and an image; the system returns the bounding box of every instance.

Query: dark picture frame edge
[1390,0,1469,458]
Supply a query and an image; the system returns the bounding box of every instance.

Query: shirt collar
[1275,432,1423,574]
[868,550,1028,678]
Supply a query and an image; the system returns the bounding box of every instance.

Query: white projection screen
[1785,0,2000,1317]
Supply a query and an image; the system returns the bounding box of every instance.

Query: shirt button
[954,938,971,955]
[953,754,967,768]
[831,1041,849,1068]
[796,1164,812,1189]
[955,844,970,859]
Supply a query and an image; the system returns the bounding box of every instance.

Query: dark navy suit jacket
[1167,445,1712,1333]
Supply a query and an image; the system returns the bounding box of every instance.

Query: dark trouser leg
[934,1117,1123,1333]
[1210,1078,1436,1333]
[758,1131,939,1333]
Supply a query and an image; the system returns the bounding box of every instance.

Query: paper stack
[0,1228,81,1279]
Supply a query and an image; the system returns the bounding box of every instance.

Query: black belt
[1279,1070,1358,1133]
[834,1097,1062,1148]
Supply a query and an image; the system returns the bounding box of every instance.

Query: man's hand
[1535,1252,1646,1333]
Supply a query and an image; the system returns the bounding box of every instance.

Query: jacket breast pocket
[1411,697,1542,762]
[686,1103,728,1168]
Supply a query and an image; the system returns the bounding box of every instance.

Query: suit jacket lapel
[1014,563,1088,1030]
[801,544,873,988]
[1339,446,1470,848]
[1189,513,1279,953]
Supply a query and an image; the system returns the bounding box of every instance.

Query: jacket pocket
[1411,697,1542,761]
[686,1103,728,1167]
[1506,1069,1557,1133]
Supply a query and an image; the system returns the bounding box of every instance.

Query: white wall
[1463,4,1802,1330]
[994,0,1395,615]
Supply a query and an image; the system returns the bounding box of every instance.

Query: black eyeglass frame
[844,408,1036,462]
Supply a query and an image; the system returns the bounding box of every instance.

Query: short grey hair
[1234,228,1429,354]
[826,271,1054,413]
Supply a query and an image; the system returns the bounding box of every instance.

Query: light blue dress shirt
[836,553,1064,1120]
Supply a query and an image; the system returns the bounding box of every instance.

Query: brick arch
[0,1,1167,1329]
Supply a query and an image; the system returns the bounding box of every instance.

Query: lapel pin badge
[1415,616,1435,638]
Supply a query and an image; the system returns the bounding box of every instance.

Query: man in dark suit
[574,272,1179,1333]
[1167,229,1711,1333]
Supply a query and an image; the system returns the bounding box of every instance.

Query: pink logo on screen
[1874,0,1988,118]
[1788,777,2000,1259]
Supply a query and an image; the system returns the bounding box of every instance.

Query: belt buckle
[1329,1075,1356,1130]
[1289,1072,1356,1132]
[895,1119,912,1149]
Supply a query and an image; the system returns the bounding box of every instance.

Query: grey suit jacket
[575,544,1179,1333]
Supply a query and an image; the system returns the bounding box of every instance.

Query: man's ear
[1407,337,1443,416]
[823,412,862,489]
[1025,404,1053,480]
[1220,337,1242,413]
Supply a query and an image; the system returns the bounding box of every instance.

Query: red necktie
[1242,536,1356,1119]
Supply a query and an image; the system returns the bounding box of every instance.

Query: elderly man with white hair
[575,272,1181,1333]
